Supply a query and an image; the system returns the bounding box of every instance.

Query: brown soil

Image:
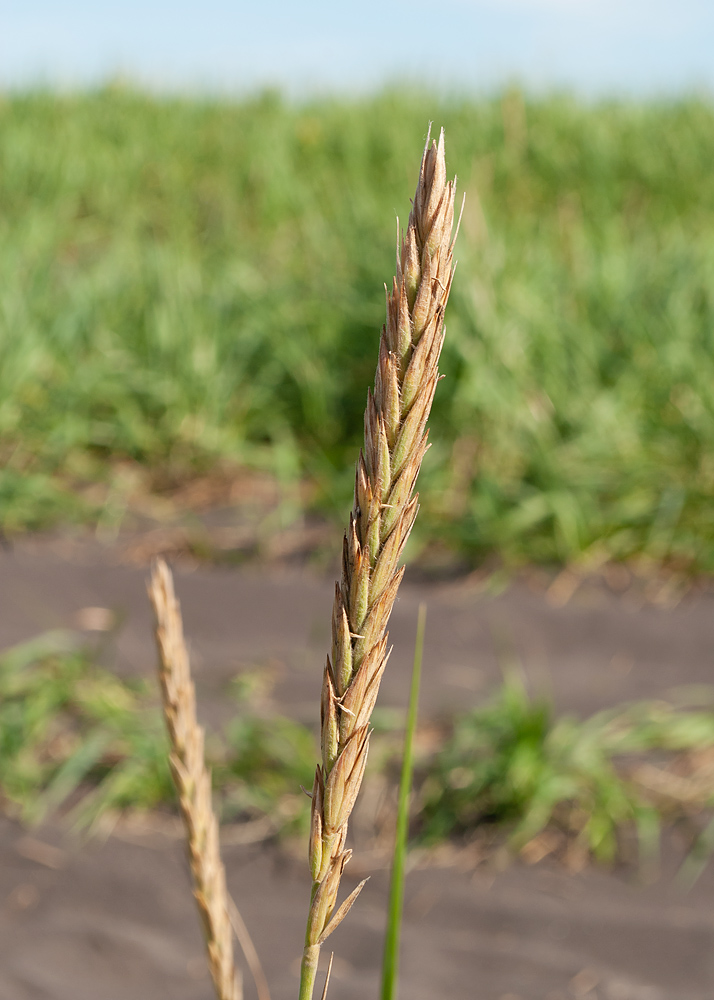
[1,534,714,999]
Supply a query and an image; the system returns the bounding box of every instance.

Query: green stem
[299,879,320,1000]
[381,603,426,1000]
[299,945,320,1000]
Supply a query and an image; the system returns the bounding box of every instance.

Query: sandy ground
[1,535,714,999]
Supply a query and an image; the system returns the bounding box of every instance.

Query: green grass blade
[381,602,426,1000]
[24,728,110,825]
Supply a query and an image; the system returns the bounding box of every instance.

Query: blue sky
[2,0,713,96]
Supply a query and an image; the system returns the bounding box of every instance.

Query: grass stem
[381,602,426,1000]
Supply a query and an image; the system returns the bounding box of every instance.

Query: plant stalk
[381,603,426,1000]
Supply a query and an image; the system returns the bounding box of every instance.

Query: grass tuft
[420,669,714,869]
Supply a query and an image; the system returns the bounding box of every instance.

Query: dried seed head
[149,561,241,1000]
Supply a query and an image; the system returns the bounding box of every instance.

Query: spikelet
[298,127,458,1000]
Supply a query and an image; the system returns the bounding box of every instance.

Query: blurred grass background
[2,87,714,569]
[5,629,714,875]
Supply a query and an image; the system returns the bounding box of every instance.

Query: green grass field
[2,87,714,569]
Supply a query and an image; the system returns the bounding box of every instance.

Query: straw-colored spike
[298,127,458,1000]
[148,559,241,1000]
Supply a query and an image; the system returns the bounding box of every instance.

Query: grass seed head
[299,125,458,999]
[149,559,241,1000]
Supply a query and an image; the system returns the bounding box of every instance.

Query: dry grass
[298,127,459,1000]
[148,558,241,1000]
